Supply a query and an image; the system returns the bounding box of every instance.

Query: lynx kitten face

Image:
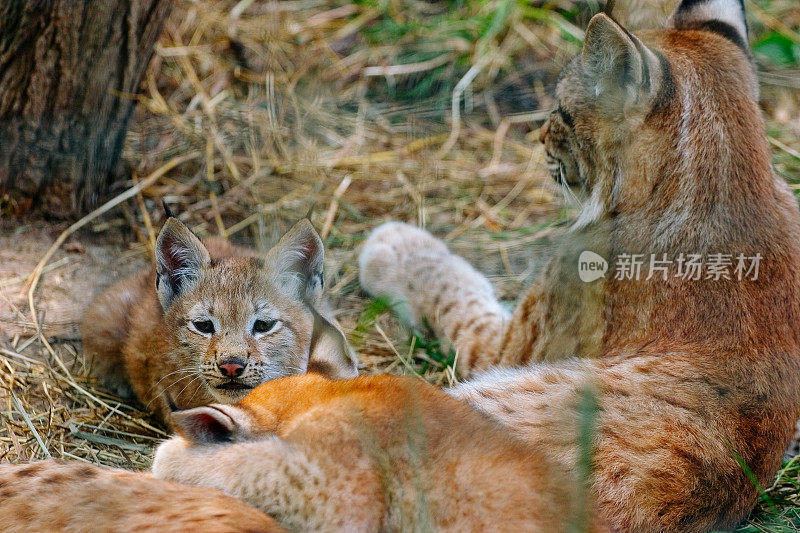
[156,220,333,402]
[82,218,358,423]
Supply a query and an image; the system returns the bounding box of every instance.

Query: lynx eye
[557,104,574,128]
[191,319,215,335]
[252,319,279,336]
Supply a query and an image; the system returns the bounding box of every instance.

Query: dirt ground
[0,223,147,345]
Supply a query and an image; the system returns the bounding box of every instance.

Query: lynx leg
[359,222,510,376]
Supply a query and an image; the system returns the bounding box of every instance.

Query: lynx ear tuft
[171,405,248,444]
[581,13,661,116]
[155,218,211,309]
[268,219,325,301]
[162,199,176,219]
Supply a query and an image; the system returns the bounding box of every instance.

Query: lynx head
[540,0,770,234]
[155,218,356,404]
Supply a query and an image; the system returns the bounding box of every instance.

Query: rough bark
[0,0,171,217]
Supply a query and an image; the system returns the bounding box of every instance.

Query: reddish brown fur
[154,374,595,532]
[0,461,283,532]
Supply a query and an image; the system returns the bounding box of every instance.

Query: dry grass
[2,0,799,529]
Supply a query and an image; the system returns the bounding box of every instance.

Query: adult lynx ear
[170,405,250,444]
[581,13,662,116]
[308,308,358,379]
[268,219,324,301]
[155,218,211,309]
[668,0,748,51]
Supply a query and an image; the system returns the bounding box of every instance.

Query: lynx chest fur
[82,218,357,422]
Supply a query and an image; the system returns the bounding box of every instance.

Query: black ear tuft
[162,199,176,219]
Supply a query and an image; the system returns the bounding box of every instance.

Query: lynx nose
[218,358,245,378]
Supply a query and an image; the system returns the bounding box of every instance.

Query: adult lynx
[360,0,800,528]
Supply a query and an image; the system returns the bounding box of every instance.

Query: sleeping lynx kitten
[154,1,800,531]
[82,217,357,422]
[153,373,580,532]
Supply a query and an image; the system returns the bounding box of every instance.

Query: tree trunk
[0,0,171,217]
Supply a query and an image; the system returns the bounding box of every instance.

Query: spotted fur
[153,374,588,532]
[82,218,357,424]
[0,461,283,532]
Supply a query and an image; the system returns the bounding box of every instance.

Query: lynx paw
[358,222,450,325]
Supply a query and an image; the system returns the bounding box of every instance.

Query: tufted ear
[170,404,250,444]
[308,308,358,379]
[581,13,662,116]
[267,219,325,301]
[155,218,211,310]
